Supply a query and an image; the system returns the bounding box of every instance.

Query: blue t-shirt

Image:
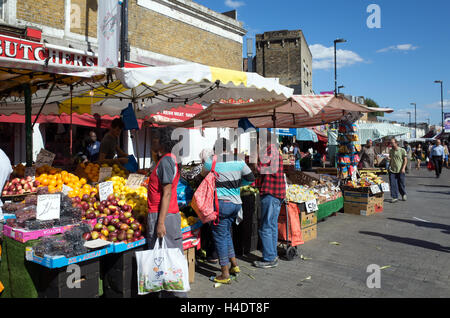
[86,141,101,161]
[431,145,444,158]
[204,156,255,204]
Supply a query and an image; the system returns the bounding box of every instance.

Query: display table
[317,197,344,221]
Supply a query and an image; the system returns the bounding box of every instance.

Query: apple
[82,194,90,202]
[108,205,117,213]
[80,202,89,211]
[107,194,116,202]
[82,232,91,240]
[90,191,97,197]
[33,180,40,187]
[89,196,96,204]
[87,212,96,219]
[103,208,110,215]
[94,223,103,231]
[101,200,108,207]
[21,179,26,185]
[101,229,109,237]
[122,204,131,212]
[120,223,129,231]
[123,212,132,219]
[109,232,118,242]
[99,234,107,241]
[94,210,100,217]
[117,230,126,241]
[16,185,22,191]
[111,199,118,206]
[18,189,25,194]
[125,218,132,225]
[107,225,116,232]
[111,218,120,226]
[113,211,120,217]
[102,218,110,226]
[126,232,134,240]
[133,230,142,238]
[91,231,100,240]
[23,183,30,191]
[130,222,139,231]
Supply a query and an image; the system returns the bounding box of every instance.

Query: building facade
[0,0,247,165]
[255,29,313,95]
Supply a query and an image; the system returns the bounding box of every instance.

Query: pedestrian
[282,144,289,154]
[388,138,408,203]
[85,131,101,162]
[202,137,255,283]
[146,127,186,298]
[359,139,377,168]
[443,140,449,169]
[0,147,13,219]
[430,139,445,178]
[404,142,412,173]
[253,132,286,269]
[293,143,301,171]
[99,118,129,165]
[414,143,423,170]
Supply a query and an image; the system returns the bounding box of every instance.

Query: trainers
[253,258,279,269]
[391,198,398,203]
[402,195,407,201]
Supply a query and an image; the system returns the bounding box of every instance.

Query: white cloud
[377,44,419,53]
[225,0,245,9]
[386,108,430,122]
[310,44,364,70]
[425,99,450,110]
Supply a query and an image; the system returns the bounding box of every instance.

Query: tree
[364,98,384,117]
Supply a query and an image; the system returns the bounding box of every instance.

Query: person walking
[388,138,408,203]
[146,127,186,298]
[404,142,412,174]
[253,132,286,269]
[430,139,445,178]
[293,143,301,171]
[443,140,449,169]
[359,139,377,168]
[202,138,255,284]
[414,143,423,170]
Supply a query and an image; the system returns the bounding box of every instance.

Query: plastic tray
[26,244,114,268]
[181,220,202,234]
[3,224,76,243]
[112,238,146,253]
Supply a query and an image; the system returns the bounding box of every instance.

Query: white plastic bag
[136,238,190,295]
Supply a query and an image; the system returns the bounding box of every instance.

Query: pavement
[188,166,450,298]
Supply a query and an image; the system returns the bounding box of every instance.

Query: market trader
[146,127,186,298]
[430,139,445,178]
[85,131,101,162]
[98,118,129,165]
[253,131,286,269]
[388,138,408,203]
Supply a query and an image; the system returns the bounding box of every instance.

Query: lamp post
[434,80,444,131]
[338,85,344,94]
[407,112,412,137]
[334,38,347,96]
[410,103,417,138]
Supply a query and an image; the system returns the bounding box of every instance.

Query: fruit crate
[181,220,202,234]
[183,230,201,251]
[2,224,76,243]
[112,238,146,253]
[182,227,201,240]
[82,215,114,228]
[26,244,114,269]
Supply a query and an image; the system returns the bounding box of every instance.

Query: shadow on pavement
[387,218,450,235]
[359,231,450,253]
[418,184,450,188]
[195,260,221,279]
[416,190,450,195]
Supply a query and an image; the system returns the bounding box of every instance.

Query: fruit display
[79,162,100,182]
[2,177,39,196]
[108,163,128,178]
[106,176,148,216]
[83,207,144,243]
[359,172,383,185]
[34,168,96,197]
[286,184,316,203]
[179,206,199,229]
[286,178,342,205]
[240,185,259,195]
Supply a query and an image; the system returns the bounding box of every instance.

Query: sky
[195,0,450,126]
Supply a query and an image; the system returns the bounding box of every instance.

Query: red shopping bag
[427,161,435,171]
[278,202,304,247]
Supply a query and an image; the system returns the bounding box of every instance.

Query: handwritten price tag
[351,170,358,182]
[98,167,112,183]
[381,183,390,192]
[305,199,318,213]
[370,185,381,194]
[35,149,56,167]
[99,181,114,202]
[37,194,61,221]
[62,184,73,196]
[126,174,146,189]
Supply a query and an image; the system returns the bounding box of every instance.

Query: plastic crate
[3,224,76,243]
[112,238,146,253]
[181,220,202,233]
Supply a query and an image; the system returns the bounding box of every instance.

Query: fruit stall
[0,157,201,298]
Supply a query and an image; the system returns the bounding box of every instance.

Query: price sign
[35,149,56,167]
[305,199,318,213]
[126,174,146,189]
[381,183,390,192]
[98,167,112,183]
[37,194,61,221]
[351,170,358,182]
[370,185,381,194]
[99,181,114,202]
[62,184,73,195]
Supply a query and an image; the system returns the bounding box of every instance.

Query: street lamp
[407,111,411,129]
[410,103,417,138]
[434,80,444,130]
[338,85,344,94]
[334,38,347,96]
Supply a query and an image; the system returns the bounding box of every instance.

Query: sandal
[229,266,241,275]
[210,276,231,284]
[206,258,219,264]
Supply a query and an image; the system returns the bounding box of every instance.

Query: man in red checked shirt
[253,132,286,269]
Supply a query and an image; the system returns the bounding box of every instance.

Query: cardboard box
[301,224,317,242]
[344,202,375,216]
[300,211,317,228]
[183,247,196,283]
[343,192,384,216]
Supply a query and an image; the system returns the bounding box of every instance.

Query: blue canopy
[296,128,318,142]
[267,128,297,136]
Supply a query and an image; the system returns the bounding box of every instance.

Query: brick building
[255,30,313,95]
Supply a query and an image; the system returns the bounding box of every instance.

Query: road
[188,167,450,298]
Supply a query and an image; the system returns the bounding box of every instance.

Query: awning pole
[70,84,73,157]
[23,84,33,167]
[143,125,147,170]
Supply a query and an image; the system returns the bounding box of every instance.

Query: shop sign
[0,34,97,67]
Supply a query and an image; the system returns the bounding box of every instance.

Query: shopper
[293,143,301,171]
[146,127,185,298]
[430,139,445,178]
[99,118,129,165]
[404,142,412,174]
[359,139,377,168]
[0,147,13,218]
[85,131,101,162]
[388,138,408,203]
[202,137,255,284]
[443,140,449,169]
[414,143,423,170]
[254,132,286,269]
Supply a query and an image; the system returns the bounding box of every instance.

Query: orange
[49,179,57,187]
[40,173,48,180]
[80,178,87,185]
[41,178,49,186]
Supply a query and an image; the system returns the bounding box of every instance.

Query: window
[0,0,4,20]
